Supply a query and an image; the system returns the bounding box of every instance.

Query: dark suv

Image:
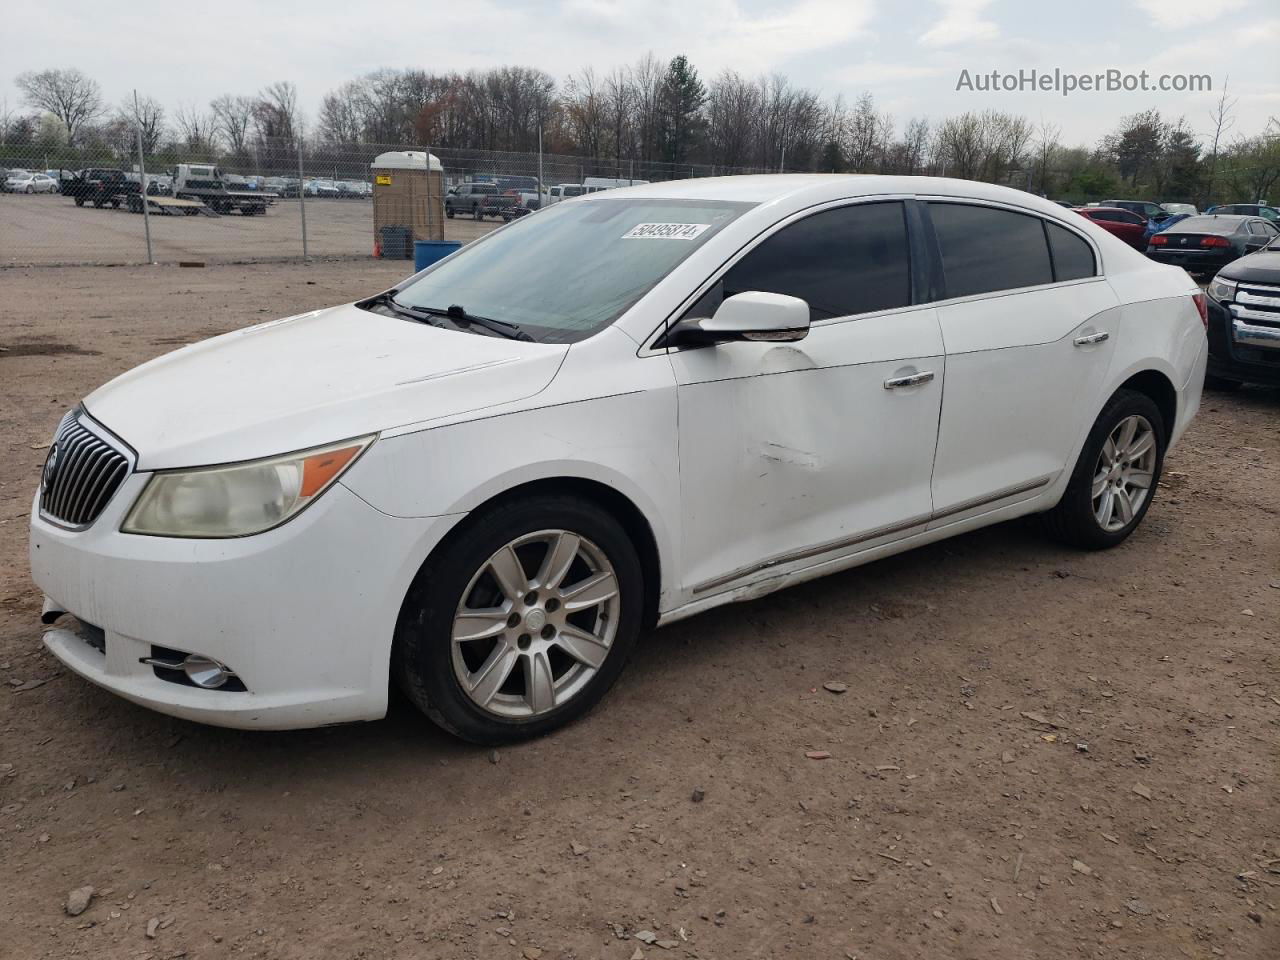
[1203,234,1280,389]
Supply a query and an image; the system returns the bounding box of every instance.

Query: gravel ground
[0,193,499,266]
[0,261,1277,960]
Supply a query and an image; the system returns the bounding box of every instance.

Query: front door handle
[1074,331,1110,346]
[883,371,935,389]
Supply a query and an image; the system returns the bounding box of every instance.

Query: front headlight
[122,436,373,538]
[1208,275,1237,303]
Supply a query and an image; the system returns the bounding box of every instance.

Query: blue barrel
[414,240,462,271]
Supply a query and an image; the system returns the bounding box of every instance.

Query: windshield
[393,197,752,343]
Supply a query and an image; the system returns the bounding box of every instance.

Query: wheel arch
[1115,368,1177,442]
[411,476,664,630]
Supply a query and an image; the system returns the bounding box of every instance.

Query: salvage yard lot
[0,193,498,266]
[0,261,1277,960]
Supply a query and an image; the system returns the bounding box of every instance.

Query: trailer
[125,194,217,217]
[170,164,276,216]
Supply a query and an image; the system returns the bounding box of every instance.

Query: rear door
[925,201,1119,525]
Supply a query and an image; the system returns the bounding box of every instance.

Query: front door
[669,200,945,597]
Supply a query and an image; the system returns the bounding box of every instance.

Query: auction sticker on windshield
[622,223,712,240]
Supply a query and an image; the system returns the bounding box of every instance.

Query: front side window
[393,197,751,343]
[929,203,1053,298]
[687,202,912,322]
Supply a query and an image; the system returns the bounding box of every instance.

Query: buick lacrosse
[32,175,1207,743]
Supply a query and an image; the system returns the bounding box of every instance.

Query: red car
[1074,207,1148,251]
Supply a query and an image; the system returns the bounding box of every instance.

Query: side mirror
[669,292,811,346]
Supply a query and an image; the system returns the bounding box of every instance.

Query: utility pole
[134,91,153,264]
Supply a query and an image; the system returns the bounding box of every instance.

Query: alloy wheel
[1092,414,1157,532]
[451,530,620,719]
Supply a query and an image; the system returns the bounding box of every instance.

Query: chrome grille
[39,410,132,528]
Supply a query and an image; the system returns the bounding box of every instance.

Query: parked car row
[1072,198,1280,391]
[303,178,371,198]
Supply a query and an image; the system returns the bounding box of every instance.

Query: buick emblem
[41,443,59,492]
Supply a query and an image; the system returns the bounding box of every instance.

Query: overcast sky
[2,0,1275,146]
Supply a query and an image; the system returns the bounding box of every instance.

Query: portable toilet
[371,150,444,258]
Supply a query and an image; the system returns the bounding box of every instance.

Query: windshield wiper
[363,290,448,326]
[426,304,535,342]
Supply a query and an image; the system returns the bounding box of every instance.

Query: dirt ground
[0,261,1277,960]
[0,193,498,266]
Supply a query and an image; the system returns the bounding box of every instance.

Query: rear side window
[1045,222,1096,281]
[929,203,1053,298]
[691,201,911,321]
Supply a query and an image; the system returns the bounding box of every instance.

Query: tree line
[4,59,1277,205]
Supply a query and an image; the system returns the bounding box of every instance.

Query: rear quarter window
[1045,222,1096,281]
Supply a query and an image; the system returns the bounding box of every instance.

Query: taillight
[1192,292,1208,330]
[1200,236,1230,248]
[1151,234,1168,246]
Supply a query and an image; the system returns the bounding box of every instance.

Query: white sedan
[6,171,58,194]
[31,175,1207,743]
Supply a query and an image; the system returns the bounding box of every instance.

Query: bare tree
[1033,119,1061,194]
[210,94,254,156]
[174,102,216,152]
[15,68,103,144]
[1202,80,1237,206]
[119,94,166,154]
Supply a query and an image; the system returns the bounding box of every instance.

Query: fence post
[296,138,309,263]
[135,127,154,265]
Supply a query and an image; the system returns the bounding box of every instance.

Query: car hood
[84,303,568,470]
[1220,250,1280,284]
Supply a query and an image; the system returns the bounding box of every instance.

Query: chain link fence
[0,136,777,268]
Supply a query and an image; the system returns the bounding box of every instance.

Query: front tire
[1043,389,1165,550]
[394,495,644,744]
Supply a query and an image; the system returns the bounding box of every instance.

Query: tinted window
[688,202,911,321]
[930,203,1053,298]
[1046,222,1096,281]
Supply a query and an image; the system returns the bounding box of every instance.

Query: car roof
[1078,206,1137,215]
[579,174,1083,219]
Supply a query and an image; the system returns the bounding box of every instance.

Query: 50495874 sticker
[622,222,712,240]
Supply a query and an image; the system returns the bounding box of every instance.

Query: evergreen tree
[659,55,706,166]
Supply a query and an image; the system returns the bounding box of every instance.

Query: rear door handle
[1074,331,1110,346]
[883,371,935,389]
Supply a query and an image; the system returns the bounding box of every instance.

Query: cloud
[919,0,999,47]
[1133,0,1246,30]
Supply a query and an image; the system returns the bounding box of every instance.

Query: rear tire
[1042,389,1165,550]
[394,495,644,745]
[1204,374,1242,392]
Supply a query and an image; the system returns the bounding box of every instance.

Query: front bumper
[31,474,456,729]
[1206,297,1280,386]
